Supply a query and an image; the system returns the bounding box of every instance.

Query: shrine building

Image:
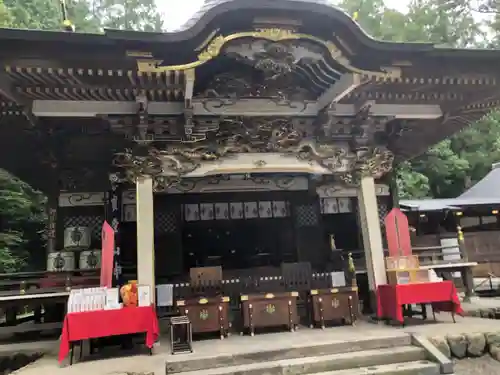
[0,0,498,308]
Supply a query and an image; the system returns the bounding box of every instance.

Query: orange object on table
[376,281,464,324]
[120,280,138,307]
[58,305,159,363]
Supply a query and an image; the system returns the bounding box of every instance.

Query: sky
[156,0,411,31]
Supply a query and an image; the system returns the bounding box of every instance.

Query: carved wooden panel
[244,202,259,219]
[272,201,288,218]
[230,203,244,219]
[258,201,273,218]
[200,203,214,221]
[320,198,353,214]
[185,204,200,222]
[337,198,351,213]
[214,203,229,220]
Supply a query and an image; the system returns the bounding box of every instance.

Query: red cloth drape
[377,281,464,323]
[58,305,159,363]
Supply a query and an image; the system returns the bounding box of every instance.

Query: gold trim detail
[135,28,400,79]
[195,29,219,52]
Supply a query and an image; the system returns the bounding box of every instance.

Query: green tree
[0,0,13,27]
[396,162,431,199]
[2,0,100,32]
[67,0,101,33]
[3,0,61,30]
[91,0,163,31]
[0,171,45,272]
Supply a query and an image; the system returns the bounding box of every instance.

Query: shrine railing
[346,243,470,274]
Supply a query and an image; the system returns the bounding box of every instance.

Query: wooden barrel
[47,251,76,272]
[64,226,91,250]
[79,250,102,270]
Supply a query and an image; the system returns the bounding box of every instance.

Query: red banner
[100,221,115,288]
[385,208,412,257]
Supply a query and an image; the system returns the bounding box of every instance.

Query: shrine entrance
[181,191,297,272]
[151,179,365,278]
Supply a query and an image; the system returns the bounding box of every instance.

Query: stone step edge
[310,360,439,375]
[167,346,425,375]
[166,335,412,373]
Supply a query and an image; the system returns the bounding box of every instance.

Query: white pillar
[357,175,387,291]
[136,175,155,302]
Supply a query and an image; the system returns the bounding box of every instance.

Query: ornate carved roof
[0,1,500,192]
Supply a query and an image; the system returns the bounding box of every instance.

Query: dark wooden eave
[0,0,498,186]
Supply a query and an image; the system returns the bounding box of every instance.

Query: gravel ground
[454,357,500,375]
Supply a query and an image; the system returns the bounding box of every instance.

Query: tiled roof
[399,198,500,212]
[176,0,335,31]
[459,164,500,200]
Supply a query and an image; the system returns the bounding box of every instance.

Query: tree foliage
[92,0,163,31]
[0,171,45,272]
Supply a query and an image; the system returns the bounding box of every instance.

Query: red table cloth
[58,305,159,363]
[377,281,464,323]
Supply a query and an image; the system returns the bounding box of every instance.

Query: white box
[105,288,119,309]
[138,285,151,307]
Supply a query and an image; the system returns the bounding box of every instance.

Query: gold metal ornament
[332,298,340,308]
[199,309,209,320]
[133,28,400,79]
[265,304,276,314]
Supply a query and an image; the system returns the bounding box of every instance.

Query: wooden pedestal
[176,296,231,339]
[240,292,298,336]
[170,316,193,355]
[308,287,358,328]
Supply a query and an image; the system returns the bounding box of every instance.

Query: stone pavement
[401,314,500,337]
[11,323,409,375]
[9,302,500,375]
[461,296,500,312]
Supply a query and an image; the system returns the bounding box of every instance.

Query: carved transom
[112,116,395,190]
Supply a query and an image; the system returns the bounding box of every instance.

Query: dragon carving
[112,117,394,190]
[337,147,395,185]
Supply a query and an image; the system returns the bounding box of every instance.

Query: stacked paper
[67,287,122,313]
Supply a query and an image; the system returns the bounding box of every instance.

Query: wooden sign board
[385,208,412,257]
[100,221,114,288]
